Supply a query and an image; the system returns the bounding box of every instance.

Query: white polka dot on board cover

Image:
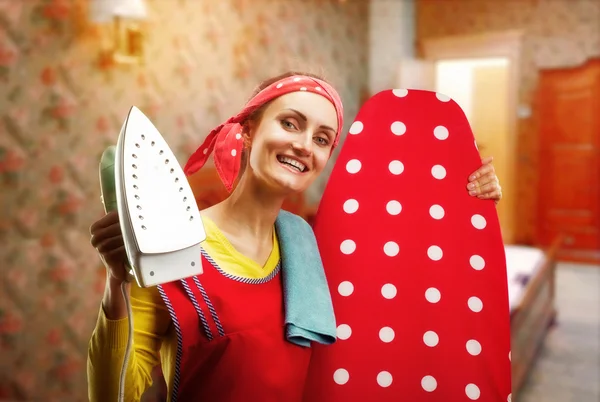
[338,281,354,296]
[386,200,402,215]
[427,245,443,261]
[429,204,445,219]
[381,284,397,299]
[349,121,363,135]
[466,339,482,356]
[425,287,441,303]
[379,327,395,343]
[377,371,393,388]
[436,92,451,102]
[465,383,481,400]
[468,296,483,312]
[434,125,449,140]
[388,160,404,175]
[431,164,446,179]
[391,121,406,136]
[346,159,362,174]
[343,199,359,214]
[383,241,399,257]
[392,88,408,97]
[423,331,439,347]
[471,214,487,229]
[336,324,352,340]
[470,255,485,270]
[421,375,437,392]
[333,369,349,385]
[340,239,356,255]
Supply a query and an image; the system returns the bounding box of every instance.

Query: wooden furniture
[537,58,600,263]
[508,236,562,399]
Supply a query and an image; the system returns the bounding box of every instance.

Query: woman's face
[245,91,339,195]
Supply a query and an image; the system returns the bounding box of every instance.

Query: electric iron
[99,106,207,402]
[100,106,206,288]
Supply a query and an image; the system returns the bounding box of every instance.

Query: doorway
[435,57,512,241]
[397,30,523,244]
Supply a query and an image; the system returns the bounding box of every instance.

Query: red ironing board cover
[304,89,512,402]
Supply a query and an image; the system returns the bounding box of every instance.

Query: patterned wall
[416,0,600,244]
[0,0,368,400]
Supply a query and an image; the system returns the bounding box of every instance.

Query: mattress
[504,245,547,311]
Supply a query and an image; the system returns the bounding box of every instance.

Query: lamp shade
[113,0,148,19]
[89,0,119,23]
[88,0,147,23]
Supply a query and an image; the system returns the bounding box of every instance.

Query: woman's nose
[291,133,313,156]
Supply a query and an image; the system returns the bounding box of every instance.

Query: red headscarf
[183,75,345,192]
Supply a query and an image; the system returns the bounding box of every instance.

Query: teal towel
[275,210,337,347]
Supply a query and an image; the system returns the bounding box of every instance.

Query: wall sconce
[89,0,148,67]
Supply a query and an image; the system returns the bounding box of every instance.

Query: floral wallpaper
[0,0,368,400]
[416,0,600,244]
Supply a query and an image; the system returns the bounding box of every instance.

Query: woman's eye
[314,137,329,146]
[281,120,297,130]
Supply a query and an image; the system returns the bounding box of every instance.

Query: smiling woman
[239,91,338,194]
[235,72,338,185]
[87,71,345,402]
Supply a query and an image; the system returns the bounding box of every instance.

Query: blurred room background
[0,0,598,401]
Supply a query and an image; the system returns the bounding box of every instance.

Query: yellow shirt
[87,216,280,402]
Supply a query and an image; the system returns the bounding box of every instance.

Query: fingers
[96,235,125,255]
[469,157,495,181]
[104,245,127,263]
[89,211,119,235]
[467,172,498,195]
[90,222,122,247]
[477,186,502,200]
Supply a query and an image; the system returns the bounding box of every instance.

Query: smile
[277,155,307,173]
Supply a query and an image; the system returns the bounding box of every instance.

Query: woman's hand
[90,211,129,282]
[467,156,502,204]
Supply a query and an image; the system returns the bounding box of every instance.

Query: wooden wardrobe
[537,58,600,263]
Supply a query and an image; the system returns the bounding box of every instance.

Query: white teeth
[278,156,306,172]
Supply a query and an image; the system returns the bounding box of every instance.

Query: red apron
[158,251,311,402]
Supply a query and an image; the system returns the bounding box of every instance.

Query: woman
[87,71,502,402]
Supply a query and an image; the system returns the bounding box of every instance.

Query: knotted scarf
[183,75,345,191]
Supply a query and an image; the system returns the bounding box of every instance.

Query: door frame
[418,30,524,244]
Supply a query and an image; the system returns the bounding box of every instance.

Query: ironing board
[304,89,512,401]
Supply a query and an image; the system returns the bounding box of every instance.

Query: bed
[506,237,562,399]
[140,169,561,401]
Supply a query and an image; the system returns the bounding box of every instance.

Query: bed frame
[509,236,562,399]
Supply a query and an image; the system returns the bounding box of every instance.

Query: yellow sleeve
[87,283,171,402]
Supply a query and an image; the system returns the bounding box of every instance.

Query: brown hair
[237,71,330,180]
